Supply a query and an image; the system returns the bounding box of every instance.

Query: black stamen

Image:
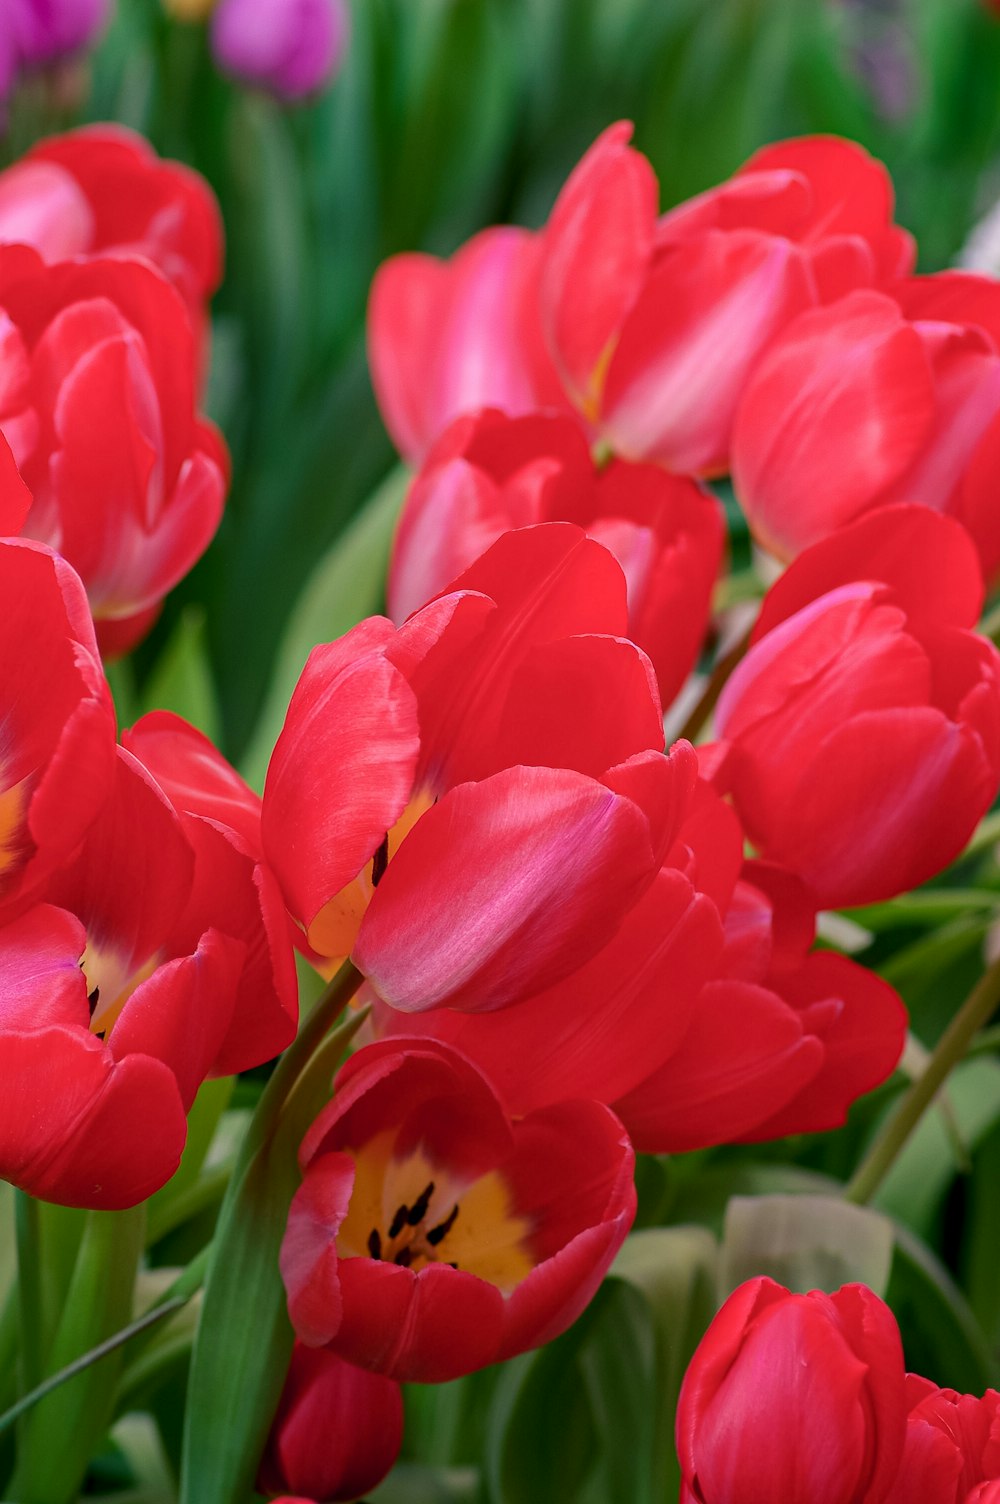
[407,1181,435,1226]
[367,1228,382,1260]
[87,986,100,1015]
[426,1204,459,1246]
[394,1246,413,1267]
[371,835,390,888]
[446,1262,458,1270]
[388,1203,409,1239]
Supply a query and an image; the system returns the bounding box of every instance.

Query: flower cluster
[677,1276,1000,1504]
[2,114,1000,1503]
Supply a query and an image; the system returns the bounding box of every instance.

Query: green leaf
[9,1207,145,1504]
[369,1462,480,1504]
[611,1226,720,1502]
[888,1224,998,1392]
[179,993,366,1504]
[137,606,221,743]
[486,1294,604,1504]
[720,1194,895,1298]
[240,464,409,790]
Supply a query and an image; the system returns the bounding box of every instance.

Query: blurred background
[7,0,1000,775]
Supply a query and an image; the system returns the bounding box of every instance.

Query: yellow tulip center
[0,774,32,893]
[82,942,158,1040]
[338,1132,535,1292]
[307,790,434,961]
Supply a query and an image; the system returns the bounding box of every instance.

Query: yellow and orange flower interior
[337,1131,535,1293]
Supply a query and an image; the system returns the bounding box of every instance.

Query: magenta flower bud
[14,0,110,69]
[210,0,349,101]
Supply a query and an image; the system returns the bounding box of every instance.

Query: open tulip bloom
[5,99,1000,1504]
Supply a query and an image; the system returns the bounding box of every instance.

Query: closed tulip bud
[677,1278,908,1504]
[732,279,1000,579]
[10,0,109,71]
[714,506,1000,908]
[259,1345,403,1502]
[211,0,349,101]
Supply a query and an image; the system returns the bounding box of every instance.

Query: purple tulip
[210,0,349,100]
[14,0,111,68]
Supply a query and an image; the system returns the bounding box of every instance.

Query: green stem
[677,621,753,745]
[14,1193,45,1397]
[145,1161,232,1246]
[237,957,363,1171]
[0,1298,187,1437]
[845,950,1000,1205]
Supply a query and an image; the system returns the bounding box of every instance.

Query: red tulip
[732,278,1000,577]
[712,506,1000,908]
[368,227,569,462]
[0,126,223,330]
[0,733,300,1209]
[122,712,298,1076]
[540,124,912,475]
[263,523,686,1014]
[613,857,906,1151]
[0,538,116,921]
[388,408,724,707]
[676,1278,908,1504]
[0,247,228,653]
[884,1377,1000,1504]
[370,776,905,1148]
[0,432,30,530]
[259,1345,402,1502]
[280,1038,635,1382]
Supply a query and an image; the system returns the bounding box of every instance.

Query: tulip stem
[14,1193,45,1396]
[845,949,1000,1205]
[677,621,753,745]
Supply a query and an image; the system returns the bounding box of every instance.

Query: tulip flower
[10,0,110,71]
[1,737,297,1209]
[263,523,689,1015]
[0,126,223,328]
[884,1377,1000,1504]
[372,778,905,1149]
[676,1278,908,1504]
[280,1037,635,1382]
[0,247,228,653]
[210,0,350,100]
[122,712,298,1076]
[732,277,1000,577]
[0,538,116,921]
[540,126,912,476]
[258,1346,403,1502]
[370,124,911,472]
[368,227,569,463]
[388,409,724,708]
[712,506,1000,908]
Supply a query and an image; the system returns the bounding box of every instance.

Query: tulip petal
[0,1024,187,1209]
[356,764,660,1013]
[601,230,814,474]
[540,121,658,408]
[262,620,421,930]
[732,290,936,558]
